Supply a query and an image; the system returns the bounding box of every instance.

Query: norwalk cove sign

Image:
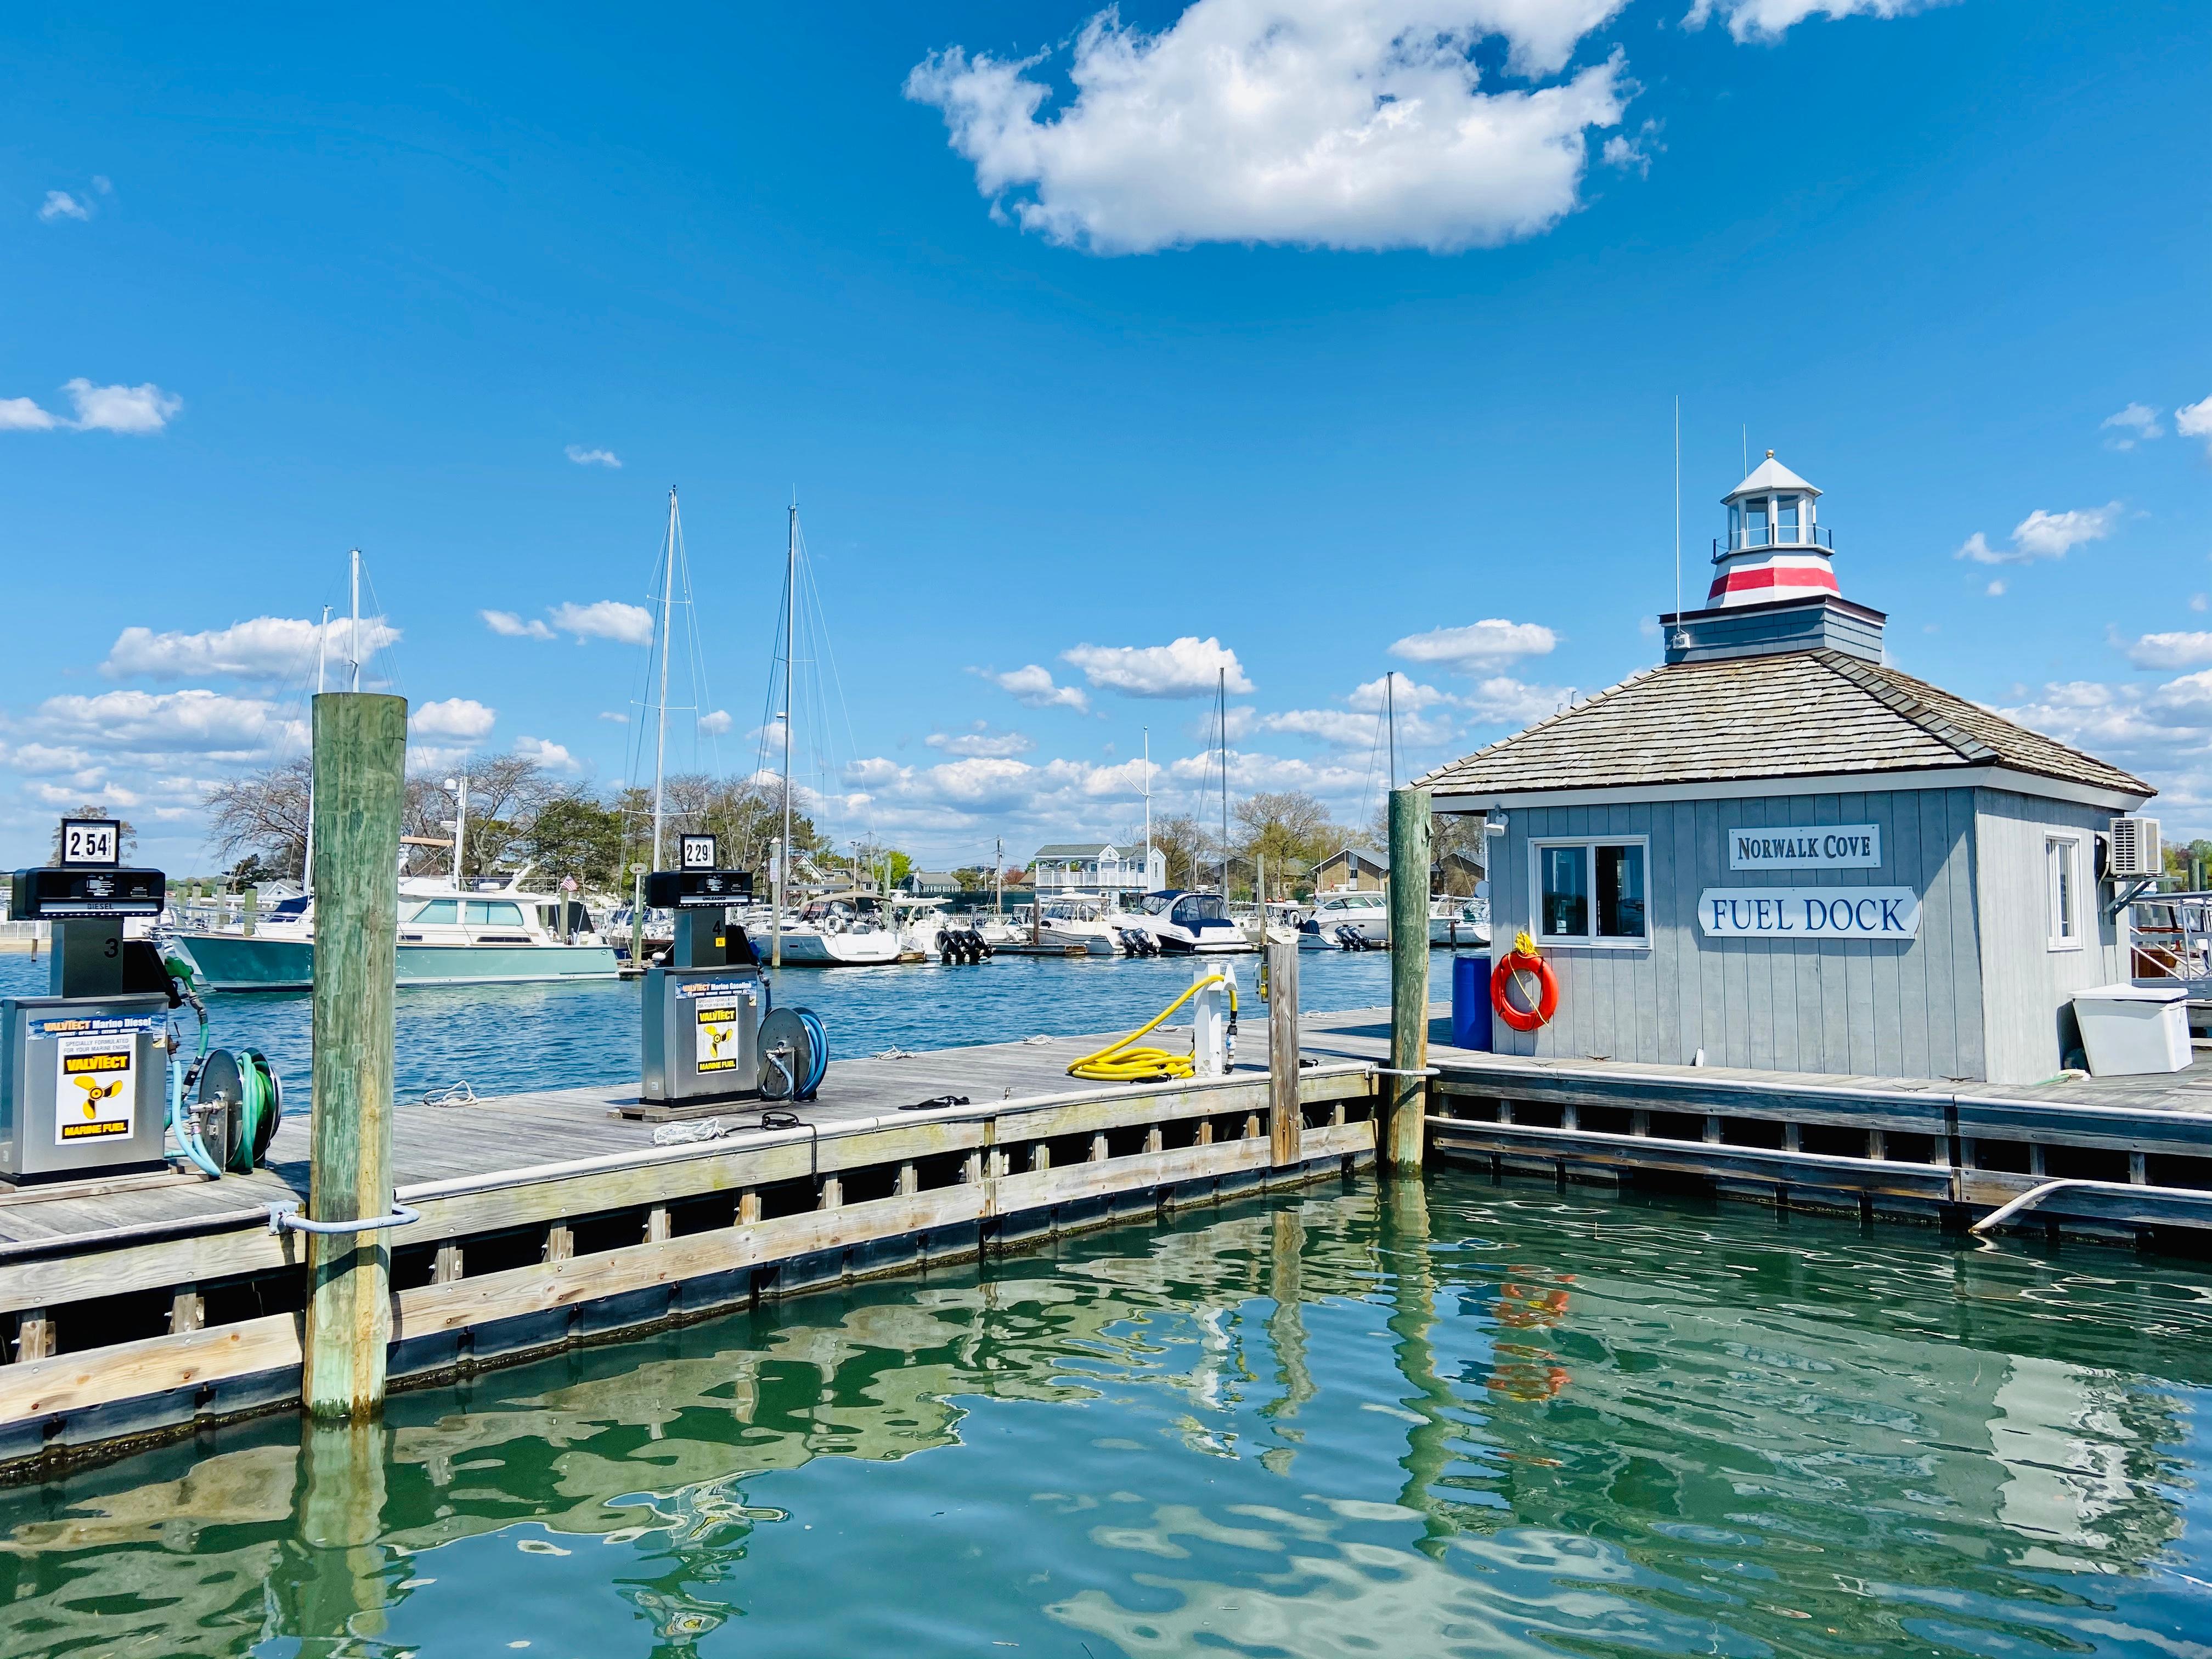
[1697,888,1920,940]
[1728,825,1881,870]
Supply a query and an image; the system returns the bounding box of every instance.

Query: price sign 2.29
[679,834,719,870]
[60,819,122,868]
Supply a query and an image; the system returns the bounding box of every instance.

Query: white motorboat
[1429,895,1491,949]
[1139,890,1254,955]
[1030,896,1121,956]
[1298,889,1390,951]
[772,893,904,966]
[169,870,619,990]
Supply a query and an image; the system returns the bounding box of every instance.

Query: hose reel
[758,1006,828,1101]
[194,1047,283,1173]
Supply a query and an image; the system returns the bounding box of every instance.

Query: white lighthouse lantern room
[1709,452,1834,607]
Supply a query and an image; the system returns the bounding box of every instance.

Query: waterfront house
[1031,842,1167,898]
[1310,848,1388,893]
[1416,455,2153,1085]
[896,870,964,899]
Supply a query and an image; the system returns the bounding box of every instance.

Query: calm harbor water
[1,1173,2207,1657]
[0,947,1394,1105]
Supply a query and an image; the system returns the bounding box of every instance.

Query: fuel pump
[638,853,830,1112]
[1,821,172,1182]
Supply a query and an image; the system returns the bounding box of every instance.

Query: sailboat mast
[1217,667,1228,899]
[348,550,362,693]
[771,502,797,969]
[1386,671,1397,791]
[651,487,678,872]
[303,603,329,890]
[1142,726,1152,891]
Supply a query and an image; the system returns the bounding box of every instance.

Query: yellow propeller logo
[73,1074,125,1116]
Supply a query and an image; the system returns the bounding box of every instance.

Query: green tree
[525,791,627,888]
[1232,790,1338,900]
[1149,812,1214,889]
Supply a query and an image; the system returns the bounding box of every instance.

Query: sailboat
[757,503,902,967]
[1144,670,1253,956]
[170,552,622,991]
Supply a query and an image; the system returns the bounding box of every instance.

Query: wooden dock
[0,1018,1376,1480]
[1297,1007,2212,1235]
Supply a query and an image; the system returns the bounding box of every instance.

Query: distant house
[1435,850,1486,896]
[897,870,963,899]
[1309,848,1388,893]
[1031,842,1167,896]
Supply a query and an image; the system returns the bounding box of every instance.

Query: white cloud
[63,379,180,434]
[1062,636,1251,698]
[409,698,497,741]
[565,444,621,468]
[1346,674,1455,713]
[1683,0,1931,43]
[0,379,181,435]
[907,0,1630,256]
[2101,403,2164,450]
[598,710,629,724]
[983,663,1090,712]
[548,600,655,646]
[21,688,300,760]
[2177,396,2212,457]
[698,709,733,736]
[38,190,89,222]
[103,614,400,681]
[8,744,97,775]
[927,724,1036,758]
[513,736,581,772]
[482,609,556,640]
[2121,631,2212,670]
[1985,579,2006,597]
[1460,674,1576,726]
[1390,618,1556,671]
[1259,707,1453,748]
[1955,503,2120,566]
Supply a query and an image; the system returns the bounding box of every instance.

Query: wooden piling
[302,691,407,1422]
[1267,933,1301,1166]
[1385,787,1431,1171]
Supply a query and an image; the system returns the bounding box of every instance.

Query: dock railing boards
[1423,1048,2212,1232]
[0,1058,1379,1476]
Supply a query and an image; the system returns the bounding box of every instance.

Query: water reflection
[1,1176,2207,1657]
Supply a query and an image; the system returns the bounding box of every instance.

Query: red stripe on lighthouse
[1705,565,1841,602]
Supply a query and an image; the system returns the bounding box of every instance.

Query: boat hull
[173,932,620,991]
[769,930,902,966]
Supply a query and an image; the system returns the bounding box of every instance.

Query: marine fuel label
[55,1033,136,1142]
[691,984,755,1074]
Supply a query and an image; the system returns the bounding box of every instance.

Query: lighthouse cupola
[1707,452,1834,607]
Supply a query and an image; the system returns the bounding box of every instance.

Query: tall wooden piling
[1385,787,1430,1171]
[1266,932,1301,1166]
[303,692,407,1420]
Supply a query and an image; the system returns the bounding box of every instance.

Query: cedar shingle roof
[1414,650,2150,800]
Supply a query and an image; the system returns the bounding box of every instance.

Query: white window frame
[1529,835,1652,950]
[2045,832,2083,952]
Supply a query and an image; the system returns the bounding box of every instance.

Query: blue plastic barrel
[1451,953,1492,1051]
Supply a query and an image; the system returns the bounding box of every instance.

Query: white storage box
[2072,983,2192,1077]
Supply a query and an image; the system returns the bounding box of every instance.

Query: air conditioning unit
[2107,815,2162,879]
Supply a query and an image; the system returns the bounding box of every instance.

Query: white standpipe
[1191,962,1238,1077]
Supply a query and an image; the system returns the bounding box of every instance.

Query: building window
[2046,834,2081,950]
[1744,497,1769,548]
[1533,838,1649,946]
[1776,495,1799,542]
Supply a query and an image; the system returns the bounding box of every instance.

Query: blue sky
[3,0,2207,871]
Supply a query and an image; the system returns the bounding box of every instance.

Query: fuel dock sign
[1698,888,1920,940]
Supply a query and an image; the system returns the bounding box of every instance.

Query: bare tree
[204,759,311,879]
[404,756,566,877]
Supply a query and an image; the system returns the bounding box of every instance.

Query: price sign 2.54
[59,819,122,868]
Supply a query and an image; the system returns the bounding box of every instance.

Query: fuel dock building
[1418,455,2154,1086]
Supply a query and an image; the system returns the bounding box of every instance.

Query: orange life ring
[1491,949,1559,1032]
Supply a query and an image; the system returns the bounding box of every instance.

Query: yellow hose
[1068,975,1239,1082]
